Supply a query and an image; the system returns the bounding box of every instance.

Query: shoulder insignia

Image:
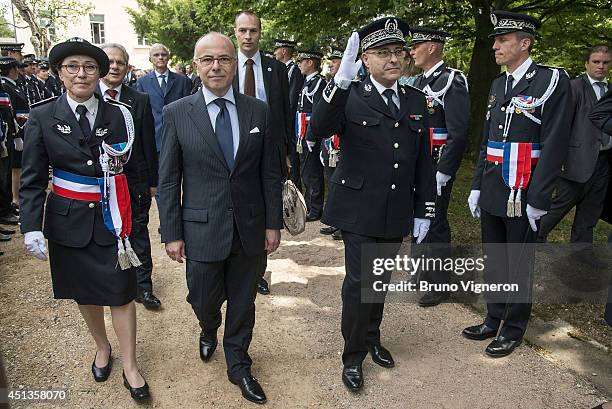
[30,95,59,109]
[105,97,132,110]
[537,63,570,78]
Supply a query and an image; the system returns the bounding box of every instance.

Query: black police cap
[411,27,450,44]
[296,50,323,61]
[490,11,541,37]
[358,17,410,51]
[49,37,109,76]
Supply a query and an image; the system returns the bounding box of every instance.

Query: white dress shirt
[424,60,445,78]
[587,74,609,100]
[156,70,170,88]
[201,86,240,158]
[99,81,123,101]
[66,93,98,130]
[506,57,533,89]
[370,75,400,110]
[237,50,267,103]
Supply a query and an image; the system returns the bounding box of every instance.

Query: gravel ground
[0,206,609,409]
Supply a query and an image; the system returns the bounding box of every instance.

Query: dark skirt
[48,239,137,306]
[10,145,21,169]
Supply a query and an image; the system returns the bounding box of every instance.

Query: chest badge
[364,83,372,93]
[489,94,496,105]
[56,124,71,134]
[525,70,536,80]
[95,128,108,137]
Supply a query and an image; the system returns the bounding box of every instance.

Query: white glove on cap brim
[335,32,362,83]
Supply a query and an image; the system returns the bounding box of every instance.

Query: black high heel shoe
[91,344,112,382]
[123,371,151,401]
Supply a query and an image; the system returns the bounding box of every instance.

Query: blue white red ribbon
[429,128,448,153]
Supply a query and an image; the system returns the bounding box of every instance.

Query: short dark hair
[235,10,261,30]
[586,44,611,62]
[514,31,535,52]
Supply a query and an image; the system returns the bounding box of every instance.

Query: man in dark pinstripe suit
[158,32,283,405]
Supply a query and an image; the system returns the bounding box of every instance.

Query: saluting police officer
[310,17,435,391]
[296,50,326,221]
[409,28,470,307]
[465,11,571,357]
[274,39,304,189]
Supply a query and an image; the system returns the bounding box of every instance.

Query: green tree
[0,13,15,38]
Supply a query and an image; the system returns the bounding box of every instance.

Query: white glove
[436,172,451,196]
[306,140,316,152]
[413,218,430,244]
[336,32,363,83]
[14,137,23,152]
[468,190,481,218]
[526,205,547,232]
[24,231,48,261]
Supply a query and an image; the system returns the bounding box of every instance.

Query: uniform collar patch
[55,123,71,134]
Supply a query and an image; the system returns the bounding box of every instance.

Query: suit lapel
[188,92,229,172]
[362,77,396,120]
[52,94,93,158]
[260,52,272,99]
[398,86,411,120]
[581,74,598,103]
[149,72,164,98]
[233,92,252,171]
[165,71,176,97]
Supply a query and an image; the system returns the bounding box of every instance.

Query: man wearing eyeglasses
[158,32,282,405]
[310,17,435,391]
[99,43,160,310]
[136,43,192,154]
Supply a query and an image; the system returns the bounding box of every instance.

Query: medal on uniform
[329,150,338,167]
[515,107,522,114]
[426,96,435,114]
[489,95,496,105]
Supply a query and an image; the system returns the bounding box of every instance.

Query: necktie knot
[383,89,395,100]
[595,81,607,99]
[105,89,118,99]
[382,89,399,118]
[246,58,254,67]
[76,104,88,117]
[214,98,227,110]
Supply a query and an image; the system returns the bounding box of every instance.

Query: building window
[90,14,105,44]
[137,35,149,46]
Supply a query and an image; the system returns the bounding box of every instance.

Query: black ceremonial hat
[411,27,450,44]
[273,39,297,49]
[296,50,323,61]
[49,37,109,76]
[328,47,343,59]
[0,57,19,69]
[0,43,24,52]
[490,11,541,37]
[357,17,410,51]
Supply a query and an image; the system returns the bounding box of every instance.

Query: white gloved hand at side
[468,190,481,218]
[335,32,362,83]
[24,231,47,260]
[436,172,451,196]
[306,140,316,152]
[413,218,431,244]
[526,204,547,232]
[14,137,23,152]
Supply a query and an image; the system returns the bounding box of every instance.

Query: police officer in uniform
[409,27,470,307]
[296,50,326,221]
[310,17,435,390]
[274,39,304,189]
[465,11,571,357]
[0,58,19,227]
[34,60,55,100]
[22,54,44,104]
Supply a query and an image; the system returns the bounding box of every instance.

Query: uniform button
[394,143,399,148]
[494,161,499,165]
[362,121,367,125]
[487,104,492,108]
[501,107,505,112]
[498,125,503,129]
[394,122,399,128]
[394,163,398,169]
[88,203,95,208]
[418,129,422,133]
[341,179,346,184]
[87,160,93,166]
[228,207,233,211]
[391,184,396,190]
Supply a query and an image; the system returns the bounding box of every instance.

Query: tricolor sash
[485,141,541,217]
[429,128,448,152]
[295,112,311,153]
[51,168,140,270]
[0,93,11,107]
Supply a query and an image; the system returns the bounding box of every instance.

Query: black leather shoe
[0,214,18,225]
[342,365,363,391]
[0,233,11,242]
[305,213,321,222]
[91,345,112,382]
[123,371,151,401]
[199,331,217,362]
[320,226,338,235]
[368,344,395,368]
[462,323,498,341]
[229,375,267,404]
[331,229,342,241]
[135,291,161,309]
[485,336,522,357]
[0,227,15,235]
[418,291,449,308]
[257,277,270,295]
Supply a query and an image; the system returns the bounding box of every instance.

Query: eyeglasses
[61,64,99,75]
[195,56,235,67]
[151,53,169,58]
[366,48,407,60]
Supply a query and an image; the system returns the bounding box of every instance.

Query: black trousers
[300,142,324,217]
[539,151,610,244]
[481,209,536,340]
[341,230,402,366]
[128,186,154,294]
[288,137,302,191]
[420,177,454,287]
[185,225,266,381]
[0,140,13,217]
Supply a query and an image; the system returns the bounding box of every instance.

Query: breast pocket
[346,114,381,147]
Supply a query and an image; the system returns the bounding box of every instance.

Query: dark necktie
[214,98,235,170]
[76,104,91,141]
[159,74,167,94]
[595,82,607,100]
[105,89,118,100]
[383,89,399,118]
[505,74,514,98]
[244,59,255,97]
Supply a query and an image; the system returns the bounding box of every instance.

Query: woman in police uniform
[19,38,150,401]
